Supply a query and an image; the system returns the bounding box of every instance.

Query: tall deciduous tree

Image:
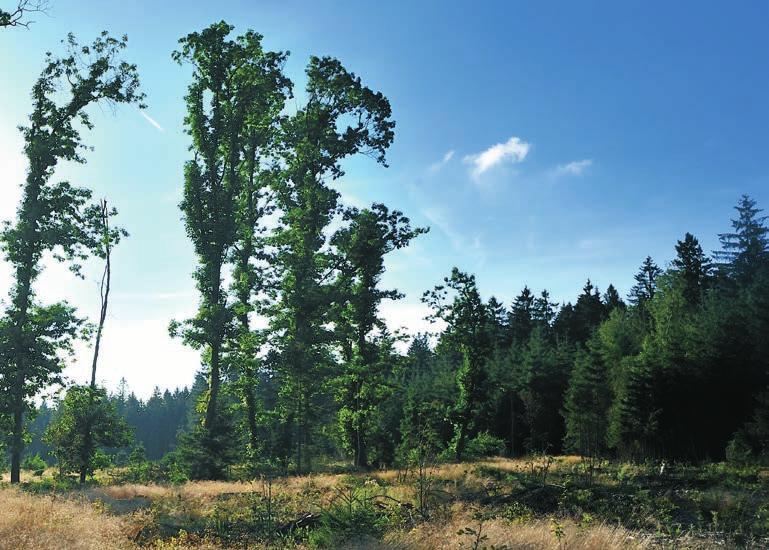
[331,204,426,467]
[171,23,289,476]
[0,32,143,483]
[270,56,394,473]
[225,32,291,463]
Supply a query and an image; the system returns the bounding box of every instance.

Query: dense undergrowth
[2,456,769,549]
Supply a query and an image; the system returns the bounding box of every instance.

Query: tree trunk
[80,200,112,484]
[455,417,469,463]
[509,392,516,457]
[204,339,222,431]
[244,373,259,452]
[203,260,224,433]
[10,408,23,483]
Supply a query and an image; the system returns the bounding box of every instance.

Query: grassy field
[1,456,768,549]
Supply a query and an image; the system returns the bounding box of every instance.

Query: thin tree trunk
[510,392,516,457]
[455,416,469,463]
[90,200,112,389]
[80,199,112,484]
[204,339,222,431]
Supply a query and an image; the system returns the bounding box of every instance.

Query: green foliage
[44,385,131,479]
[0,30,143,483]
[269,48,396,473]
[423,268,493,461]
[465,432,506,458]
[562,345,610,457]
[331,205,426,467]
[725,432,753,465]
[21,453,46,473]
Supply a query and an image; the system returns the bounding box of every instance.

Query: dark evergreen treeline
[24,379,196,464]
[2,21,769,482]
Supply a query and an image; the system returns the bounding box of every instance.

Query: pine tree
[508,287,535,345]
[603,284,625,312]
[671,232,712,305]
[517,328,569,453]
[628,256,662,309]
[562,345,611,457]
[715,195,769,284]
[532,290,557,328]
[608,356,659,459]
[573,280,606,343]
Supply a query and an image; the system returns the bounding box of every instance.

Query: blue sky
[0,1,767,396]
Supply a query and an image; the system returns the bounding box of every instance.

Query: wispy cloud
[552,158,592,177]
[428,149,455,172]
[463,136,530,179]
[422,207,485,263]
[139,110,164,132]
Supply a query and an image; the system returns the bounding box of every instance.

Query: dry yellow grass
[0,484,714,550]
[0,488,133,550]
[385,517,652,549]
[94,457,574,503]
[0,458,725,549]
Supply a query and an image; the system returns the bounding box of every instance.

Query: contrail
[138,110,164,132]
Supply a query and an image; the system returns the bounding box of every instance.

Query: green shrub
[726,432,753,465]
[21,453,47,473]
[466,432,506,458]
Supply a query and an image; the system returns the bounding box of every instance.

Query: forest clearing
[2,456,769,549]
[2,2,769,549]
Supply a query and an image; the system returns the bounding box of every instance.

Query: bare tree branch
[0,0,50,29]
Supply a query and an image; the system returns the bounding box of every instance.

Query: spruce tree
[628,256,662,309]
[672,232,712,305]
[716,195,769,284]
[563,345,610,457]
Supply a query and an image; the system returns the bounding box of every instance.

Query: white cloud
[138,110,164,132]
[428,149,455,172]
[463,136,530,179]
[552,158,592,177]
